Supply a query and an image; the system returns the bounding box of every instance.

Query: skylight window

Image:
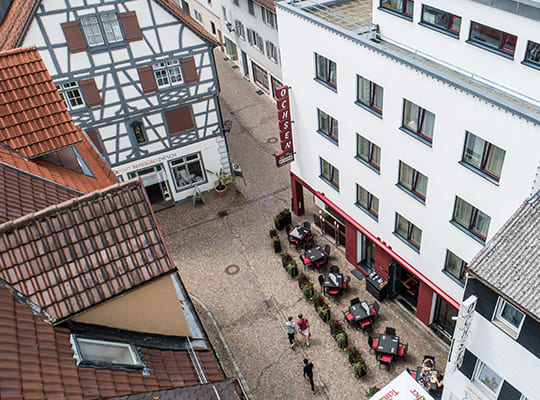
[71,336,144,369]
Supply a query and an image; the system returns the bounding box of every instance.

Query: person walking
[303,358,315,394]
[285,316,296,348]
[297,314,310,347]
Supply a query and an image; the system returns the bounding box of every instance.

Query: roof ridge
[0,45,37,57]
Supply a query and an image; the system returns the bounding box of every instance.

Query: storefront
[251,61,269,93]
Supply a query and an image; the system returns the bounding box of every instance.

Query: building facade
[173,0,224,46]
[443,192,539,400]
[220,0,283,99]
[276,0,540,337]
[6,0,231,204]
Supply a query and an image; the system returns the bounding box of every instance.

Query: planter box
[274,213,292,230]
[273,240,282,253]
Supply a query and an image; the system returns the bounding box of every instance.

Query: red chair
[327,288,340,298]
[299,255,311,269]
[397,343,408,357]
[342,311,355,328]
[359,318,372,335]
[341,275,351,289]
[379,354,393,369]
[367,336,378,353]
[315,258,327,268]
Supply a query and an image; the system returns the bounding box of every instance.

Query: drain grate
[266,137,278,144]
[264,298,277,308]
[263,199,275,208]
[225,265,240,275]
[217,210,228,217]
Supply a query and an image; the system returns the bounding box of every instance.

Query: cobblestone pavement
[155,53,449,400]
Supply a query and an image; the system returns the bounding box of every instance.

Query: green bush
[365,386,379,397]
[302,281,315,302]
[286,260,298,278]
[317,303,331,322]
[335,331,348,349]
[353,360,367,377]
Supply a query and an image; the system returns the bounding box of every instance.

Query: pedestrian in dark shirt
[303,358,315,394]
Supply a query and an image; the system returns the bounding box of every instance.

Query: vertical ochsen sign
[447,295,477,373]
[274,86,294,167]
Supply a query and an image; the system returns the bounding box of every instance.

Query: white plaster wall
[278,6,540,303]
[372,0,540,100]
[443,312,538,400]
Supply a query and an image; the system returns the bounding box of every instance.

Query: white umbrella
[368,370,435,400]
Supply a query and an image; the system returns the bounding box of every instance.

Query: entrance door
[241,51,249,77]
[398,269,419,309]
[434,296,457,336]
[358,235,375,274]
[128,165,170,204]
[387,260,401,299]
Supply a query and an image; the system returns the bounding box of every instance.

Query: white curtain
[403,100,419,132]
[483,144,505,177]
[420,110,435,139]
[410,225,422,247]
[373,84,383,110]
[453,197,473,228]
[399,162,414,191]
[415,172,428,198]
[329,61,337,85]
[358,77,371,105]
[472,210,490,237]
[463,133,484,168]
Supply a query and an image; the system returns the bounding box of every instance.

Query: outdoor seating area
[408,356,443,398]
[367,326,409,370]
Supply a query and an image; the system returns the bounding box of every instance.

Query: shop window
[394,213,422,251]
[131,121,146,144]
[433,296,457,336]
[397,161,428,202]
[320,157,339,190]
[71,336,143,368]
[492,297,525,338]
[420,5,461,37]
[523,40,540,68]
[473,361,503,396]
[356,184,379,220]
[356,135,381,172]
[169,153,206,190]
[468,22,517,58]
[461,132,505,182]
[443,250,466,284]
[315,53,337,89]
[271,77,282,100]
[402,99,435,144]
[153,60,182,87]
[451,196,491,242]
[317,109,338,143]
[252,62,269,91]
[380,0,414,19]
[356,75,383,115]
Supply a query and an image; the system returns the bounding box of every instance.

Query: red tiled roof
[0,0,38,50]
[253,0,276,12]
[0,180,176,322]
[0,46,82,158]
[0,285,225,400]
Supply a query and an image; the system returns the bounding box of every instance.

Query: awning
[140,170,167,186]
[368,370,435,400]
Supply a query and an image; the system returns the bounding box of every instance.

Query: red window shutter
[61,21,87,53]
[119,12,143,42]
[165,107,195,134]
[137,66,158,94]
[181,57,199,83]
[79,79,102,107]
[86,130,104,154]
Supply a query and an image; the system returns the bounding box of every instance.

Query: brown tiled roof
[253,0,276,12]
[0,162,81,224]
[0,285,225,400]
[0,180,176,322]
[156,0,219,45]
[0,0,38,50]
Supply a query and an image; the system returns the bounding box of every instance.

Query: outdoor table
[377,333,400,355]
[323,272,343,293]
[349,300,374,322]
[305,245,326,264]
[289,225,310,241]
[416,366,438,391]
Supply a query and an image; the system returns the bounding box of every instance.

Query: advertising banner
[274,85,294,167]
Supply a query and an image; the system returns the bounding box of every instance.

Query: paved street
[155,53,449,399]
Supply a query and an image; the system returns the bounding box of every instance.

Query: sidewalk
[155,53,449,399]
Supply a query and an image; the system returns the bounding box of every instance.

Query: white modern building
[443,191,539,400]
[221,0,283,99]
[276,0,540,336]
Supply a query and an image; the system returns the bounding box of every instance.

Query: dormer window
[71,335,144,369]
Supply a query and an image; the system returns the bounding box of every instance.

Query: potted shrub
[365,386,379,398]
[312,293,326,310]
[317,303,331,323]
[286,260,298,278]
[352,358,367,378]
[271,236,281,253]
[273,208,292,230]
[280,252,293,269]
[335,331,348,349]
[329,319,344,337]
[345,346,361,364]
[297,272,309,288]
[269,228,278,238]
[206,168,236,196]
[302,281,315,302]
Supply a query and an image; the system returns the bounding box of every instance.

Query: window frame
[355,134,381,173]
[261,7,276,28]
[251,61,269,91]
[523,40,540,69]
[468,22,517,58]
[394,213,422,251]
[356,184,379,220]
[56,82,85,110]
[420,5,461,37]
[356,75,383,116]
[451,196,491,242]
[319,157,339,190]
[71,335,144,369]
[492,297,525,337]
[314,53,337,90]
[235,20,246,40]
[152,59,183,88]
[401,99,435,144]
[472,360,503,397]
[266,40,279,64]
[397,161,428,202]
[379,0,414,19]
[443,250,466,285]
[461,132,505,183]
[130,120,147,144]
[168,152,207,192]
[247,0,255,15]
[80,13,124,48]
[317,109,339,144]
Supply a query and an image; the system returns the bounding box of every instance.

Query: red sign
[274,85,294,167]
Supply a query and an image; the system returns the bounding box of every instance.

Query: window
[247,29,264,53]
[80,14,123,46]
[356,135,381,171]
[356,185,379,218]
[394,213,422,250]
[469,22,517,57]
[233,0,239,6]
[130,121,146,144]
[380,0,414,18]
[398,161,428,201]
[153,60,182,87]
[493,297,525,336]
[452,196,491,241]
[473,361,503,395]
[247,0,255,15]
[523,40,540,68]
[356,75,383,115]
[402,99,435,143]
[235,20,246,40]
[252,62,269,90]
[421,5,461,36]
[193,9,202,23]
[210,21,216,35]
[317,109,338,143]
[461,132,505,181]
[56,82,85,110]
[266,41,278,63]
[261,7,276,28]
[315,53,337,89]
[444,250,466,283]
[72,336,143,368]
[169,153,205,190]
[320,158,339,190]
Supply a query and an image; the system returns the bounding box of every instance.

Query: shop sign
[113,152,179,175]
[274,85,294,167]
[447,295,477,373]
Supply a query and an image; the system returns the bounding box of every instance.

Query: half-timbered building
[1,0,231,205]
